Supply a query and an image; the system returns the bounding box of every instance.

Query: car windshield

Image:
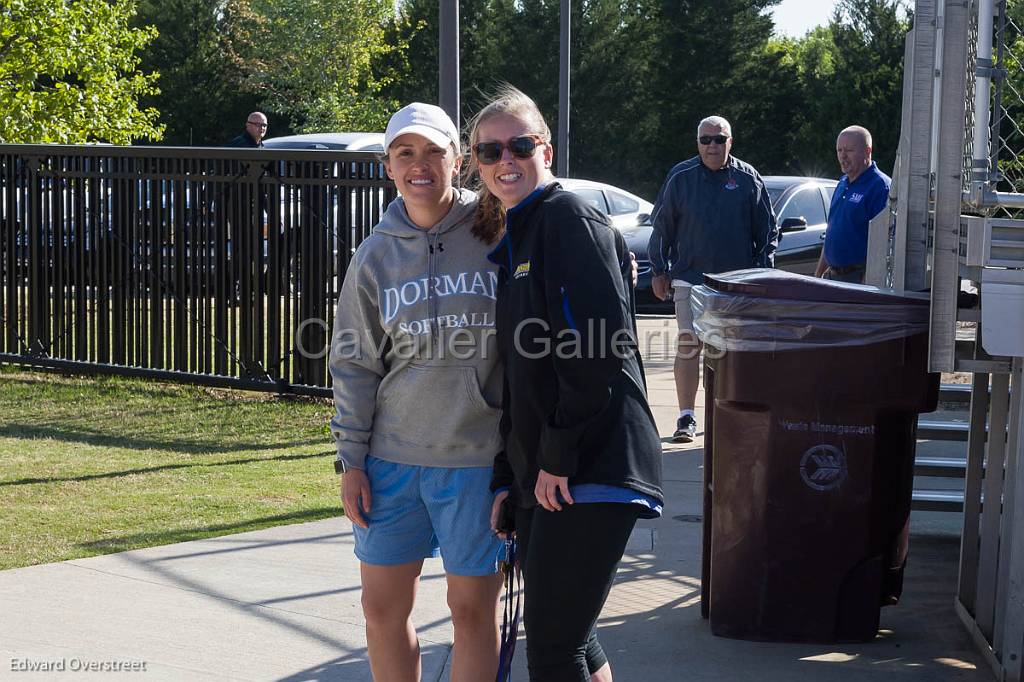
[767,187,784,206]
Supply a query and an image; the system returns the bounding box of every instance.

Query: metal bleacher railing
[871,0,1024,677]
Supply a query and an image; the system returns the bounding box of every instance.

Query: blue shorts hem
[354,458,503,575]
[355,547,440,567]
[441,558,501,577]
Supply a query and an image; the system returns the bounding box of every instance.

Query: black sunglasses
[473,136,543,165]
[699,134,729,145]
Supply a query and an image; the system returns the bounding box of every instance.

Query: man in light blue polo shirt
[815,125,891,283]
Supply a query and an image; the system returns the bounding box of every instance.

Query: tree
[0,0,163,143]
[223,0,405,133]
[775,27,839,176]
[637,0,789,193]
[133,0,257,145]
[719,39,806,177]
[788,0,911,176]
[991,0,1024,193]
[383,0,910,197]
[384,0,559,128]
[570,0,668,195]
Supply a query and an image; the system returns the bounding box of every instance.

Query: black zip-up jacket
[228,131,263,148]
[648,155,777,284]
[487,184,664,508]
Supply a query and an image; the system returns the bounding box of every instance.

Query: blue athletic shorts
[352,456,503,576]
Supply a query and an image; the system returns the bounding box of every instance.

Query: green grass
[0,366,340,570]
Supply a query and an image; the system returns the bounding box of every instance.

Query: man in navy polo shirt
[815,125,890,283]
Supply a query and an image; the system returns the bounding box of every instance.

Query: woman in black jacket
[470,86,664,681]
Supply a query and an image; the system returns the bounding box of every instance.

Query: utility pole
[439,0,460,131]
[557,0,570,177]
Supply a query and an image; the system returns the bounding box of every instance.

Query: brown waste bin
[692,269,939,643]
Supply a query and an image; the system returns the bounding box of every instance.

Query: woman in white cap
[328,102,504,680]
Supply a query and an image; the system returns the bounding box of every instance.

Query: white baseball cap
[385,102,461,151]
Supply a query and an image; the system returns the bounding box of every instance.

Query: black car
[621,175,838,312]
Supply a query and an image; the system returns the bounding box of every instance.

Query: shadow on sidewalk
[276,643,450,682]
[576,533,986,681]
[75,508,343,554]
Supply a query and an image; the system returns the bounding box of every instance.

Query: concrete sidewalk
[0,318,990,681]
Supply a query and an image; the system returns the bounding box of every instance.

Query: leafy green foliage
[383,0,909,197]
[132,0,256,145]
[570,0,665,195]
[222,0,404,133]
[786,0,911,176]
[635,0,791,194]
[133,0,409,143]
[8,0,911,186]
[993,0,1024,194]
[0,0,163,143]
[384,0,803,197]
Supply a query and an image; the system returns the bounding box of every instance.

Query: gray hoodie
[329,188,501,470]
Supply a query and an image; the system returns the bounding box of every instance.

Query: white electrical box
[981,268,1024,356]
[960,216,1024,268]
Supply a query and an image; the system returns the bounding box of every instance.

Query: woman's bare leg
[361,560,424,682]
[446,572,503,682]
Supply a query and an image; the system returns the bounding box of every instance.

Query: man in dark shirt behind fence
[229,112,268,148]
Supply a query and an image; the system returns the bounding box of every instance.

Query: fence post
[26,156,48,357]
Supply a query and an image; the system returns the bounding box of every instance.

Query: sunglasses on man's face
[699,134,729,146]
[473,136,543,165]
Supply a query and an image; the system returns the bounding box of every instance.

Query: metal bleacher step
[918,384,973,442]
[911,489,965,512]
[911,388,971,511]
[914,456,968,478]
[939,383,972,404]
[918,419,969,441]
[911,457,967,512]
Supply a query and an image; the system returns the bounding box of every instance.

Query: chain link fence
[990,0,1024,215]
[964,0,980,199]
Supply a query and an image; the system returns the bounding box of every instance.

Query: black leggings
[515,502,641,681]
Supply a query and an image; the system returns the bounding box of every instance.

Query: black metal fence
[0,144,397,396]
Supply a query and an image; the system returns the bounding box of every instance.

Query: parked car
[251,133,657,294]
[556,178,654,230]
[622,175,838,312]
[262,132,385,152]
[265,132,654,220]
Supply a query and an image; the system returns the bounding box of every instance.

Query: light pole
[439,0,460,129]
[557,0,570,177]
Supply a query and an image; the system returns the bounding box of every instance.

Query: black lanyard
[495,538,522,682]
